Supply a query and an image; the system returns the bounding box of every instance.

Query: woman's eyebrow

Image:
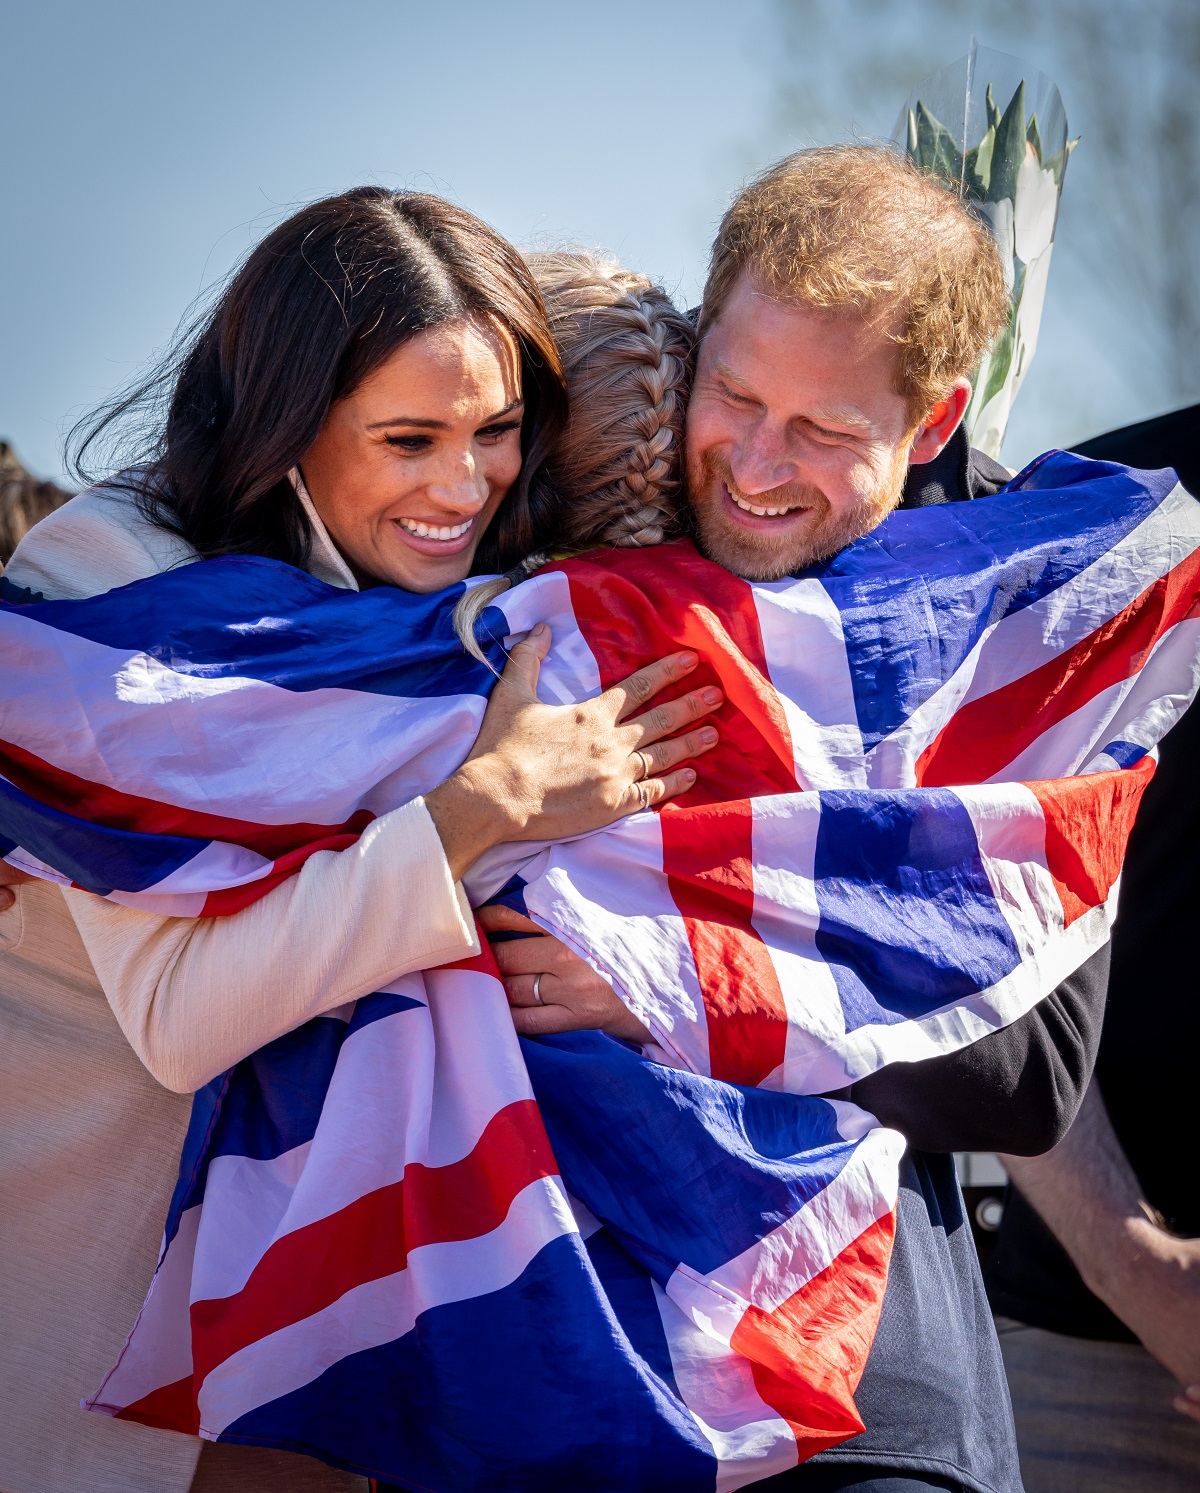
[368,398,524,432]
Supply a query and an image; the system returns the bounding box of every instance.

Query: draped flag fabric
[2,451,1199,1490]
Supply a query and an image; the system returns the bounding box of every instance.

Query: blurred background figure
[983,402,1200,1493]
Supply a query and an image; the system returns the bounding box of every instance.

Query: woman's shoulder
[4,474,198,601]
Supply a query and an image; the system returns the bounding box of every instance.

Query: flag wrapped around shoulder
[2,451,1199,1490]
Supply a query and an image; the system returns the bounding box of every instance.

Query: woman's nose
[426,450,489,513]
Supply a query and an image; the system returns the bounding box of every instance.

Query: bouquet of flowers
[892,43,1078,458]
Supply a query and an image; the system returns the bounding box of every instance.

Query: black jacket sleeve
[838,944,1109,1155]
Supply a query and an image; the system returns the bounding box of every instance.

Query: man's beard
[685,447,908,581]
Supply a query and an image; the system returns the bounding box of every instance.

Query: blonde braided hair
[530,250,694,551]
[454,250,695,659]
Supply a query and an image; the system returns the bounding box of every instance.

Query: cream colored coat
[0,484,481,1492]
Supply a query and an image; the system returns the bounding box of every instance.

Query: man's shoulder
[901,425,1009,510]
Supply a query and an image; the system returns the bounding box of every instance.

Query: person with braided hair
[530,250,693,554]
[452,249,695,654]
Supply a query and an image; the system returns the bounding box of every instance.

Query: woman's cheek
[487,439,524,500]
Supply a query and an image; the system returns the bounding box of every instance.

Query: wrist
[1086,1214,1191,1307]
[425,760,526,881]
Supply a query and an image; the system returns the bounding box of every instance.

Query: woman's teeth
[399,518,472,541]
[731,493,802,518]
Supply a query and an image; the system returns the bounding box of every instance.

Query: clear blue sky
[3,0,1182,484]
[2,0,778,481]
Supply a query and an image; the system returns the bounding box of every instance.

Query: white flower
[1012,245,1054,365]
[1013,143,1060,264]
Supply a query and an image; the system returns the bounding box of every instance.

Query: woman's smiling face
[300,317,525,592]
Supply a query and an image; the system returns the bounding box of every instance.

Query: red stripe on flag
[0,736,374,859]
[560,543,798,1084]
[1026,760,1154,926]
[918,548,1200,786]
[558,543,799,804]
[660,801,790,1086]
[114,1374,201,1435]
[199,834,364,915]
[189,1099,558,1386]
[730,1210,896,1462]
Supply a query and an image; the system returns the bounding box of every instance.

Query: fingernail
[701,687,722,706]
[683,768,697,783]
[529,622,548,638]
[678,652,698,669]
[699,727,718,744]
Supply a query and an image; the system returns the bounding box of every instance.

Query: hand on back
[425,623,720,880]
[476,903,651,1043]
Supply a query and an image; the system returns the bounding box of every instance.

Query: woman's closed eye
[475,417,523,444]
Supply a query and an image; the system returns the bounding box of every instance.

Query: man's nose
[729,424,802,496]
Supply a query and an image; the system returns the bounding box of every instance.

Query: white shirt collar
[287,467,360,592]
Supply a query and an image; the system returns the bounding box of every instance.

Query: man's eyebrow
[799,405,876,433]
[711,363,759,396]
[712,364,874,433]
[367,398,524,431]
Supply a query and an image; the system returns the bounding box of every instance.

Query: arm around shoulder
[847,944,1109,1154]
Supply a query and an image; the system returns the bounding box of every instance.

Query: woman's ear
[909,379,972,466]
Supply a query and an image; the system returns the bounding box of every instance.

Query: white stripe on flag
[194,1175,578,1435]
[0,609,486,823]
[873,481,1200,782]
[664,1121,903,1340]
[521,811,712,1077]
[752,577,867,790]
[87,1203,201,1414]
[652,1280,798,1493]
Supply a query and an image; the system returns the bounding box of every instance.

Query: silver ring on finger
[635,780,651,812]
[532,973,543,1006]
[633,748,651,782]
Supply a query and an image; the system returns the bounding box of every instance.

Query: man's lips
[720,483,813,528]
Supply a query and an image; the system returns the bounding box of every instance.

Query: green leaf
[985,82,1001,131]
[1026,111,1043,163]
[913,99,963,185]
[988,79,1027,204]
[1042,135,1080,187]
[964,124,996,199]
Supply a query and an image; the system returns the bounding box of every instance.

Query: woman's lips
[392,515,477,557]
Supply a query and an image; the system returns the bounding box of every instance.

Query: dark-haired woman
[0,191,717,1493]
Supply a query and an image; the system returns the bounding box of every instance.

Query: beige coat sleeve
[64,799,479,1094]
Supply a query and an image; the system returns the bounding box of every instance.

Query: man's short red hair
[701,145,1010,418]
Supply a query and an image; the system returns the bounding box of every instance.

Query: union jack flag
[2,451,1197,1490]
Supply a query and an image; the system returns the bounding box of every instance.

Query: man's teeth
[399,518,472,541]
[730,493,802,518]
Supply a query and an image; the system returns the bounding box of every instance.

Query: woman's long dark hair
[69,189,568,574]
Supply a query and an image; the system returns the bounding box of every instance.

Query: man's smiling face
[685,275,919,581]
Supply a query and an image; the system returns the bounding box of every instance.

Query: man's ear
[908,379,972,466]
